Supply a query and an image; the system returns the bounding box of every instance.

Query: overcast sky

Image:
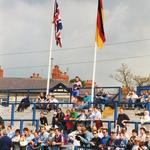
[0,0,150,86]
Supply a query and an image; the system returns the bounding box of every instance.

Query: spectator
[0,129,13,150]
[46,94,59,111]
[17,95,30,112]
[90,130,101,149]
[38,126,49,150]
[99,128,110,149]
[77,126,93,147]
[64,109,74,134]
[0,115,4,129]
[117,107,130,128]
[51,128,64,150]
[11,129,21,150]
[139,127,147,142]
[126,91,138,109]
[6,125,15,139]
[28,131,41,150]
[40,111,48,126]
[36,92,46,109]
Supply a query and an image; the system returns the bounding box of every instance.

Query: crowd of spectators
[0,76,150,149]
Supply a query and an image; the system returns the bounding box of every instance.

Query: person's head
[15,129,20,136]
[132,129,138,137]
[34,131,39,138]
[140,127,146,135]
[119,107,124,114]
[23,127,29,136]
[84,91,90,96]
[40,111,45,117]
[81,126,87,134]
[66,109,70,115]
[75,76,80,81]
[93,130,98,137]
[55,128,61,136]
[119,130,126,140]
[77,124,82,131]
[110,131,117,140]
[102,128,108,136]
[57,108,62,113]
[40,125,46,133]
[7,125,12,131]
[144,111,149,116]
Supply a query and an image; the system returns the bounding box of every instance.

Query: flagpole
[91,42,97,103]
[46,0,55,96]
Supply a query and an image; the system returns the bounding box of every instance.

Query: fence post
[147,100,150,115]
[11,104,15,126]
[7,90,10,106]
[36,120,40,131]
[20,120,24,134]
[135,122,139,134]
[118,87,121,102]
[114,101,118,128]
[32,103,36,125]
[108,121,111,135]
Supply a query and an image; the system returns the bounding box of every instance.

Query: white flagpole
[46,0,55,96]
[91,42,97,103]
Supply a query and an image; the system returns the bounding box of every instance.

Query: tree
[133,75,150,86]
[111,64,133,90]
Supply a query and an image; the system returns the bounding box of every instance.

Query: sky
[0,0,150,86]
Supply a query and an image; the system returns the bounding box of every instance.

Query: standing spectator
[93,106,102,129]
[0,129,13,150]
[64,109,74,134]
[117,107,130,128]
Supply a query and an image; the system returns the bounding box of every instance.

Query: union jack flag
[53,0,63,47]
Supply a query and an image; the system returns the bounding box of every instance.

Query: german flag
[95,0,106,48]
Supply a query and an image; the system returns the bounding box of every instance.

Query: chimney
[0,66,4,78]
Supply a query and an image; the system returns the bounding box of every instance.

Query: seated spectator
[17,95,30,112]
[76,92,92,111]
[139,127,147,142]
[47,94,59,111]
[20,132,28,150]
[76,126,93,147]
[38,126,49,150]
[6,125,15,139]
[51,128,64,150]
[36,92,46,109]
[99,128,110,149]
[40,111,48,126]
[116,130,128,149]
[90,130,101,149]
[0,129,13,150]
[0,115,4,129]
[126,91,138,109]
[68,124,82,148]
[11,129,21,150]
[28,131,41,150]
[106,131,117,149]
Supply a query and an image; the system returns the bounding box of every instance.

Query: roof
[0,77,72,90]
